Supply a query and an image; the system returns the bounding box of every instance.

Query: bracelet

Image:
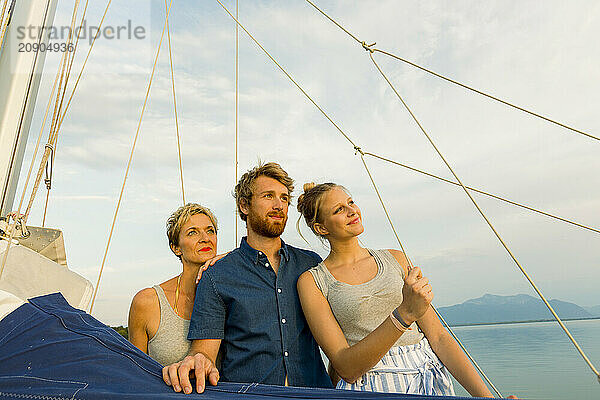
[391,308,412,330]
[389,312,407,332]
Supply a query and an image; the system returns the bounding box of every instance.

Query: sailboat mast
[0,0,58,217]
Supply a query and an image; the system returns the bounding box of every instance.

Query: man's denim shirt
[188,237,332,388]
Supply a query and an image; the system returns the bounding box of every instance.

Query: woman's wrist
[393,306,415,328]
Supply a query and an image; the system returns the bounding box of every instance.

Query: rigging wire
[214,0,358,150]
[0,0,7,37]
[1,0,77,276]
[40,0,91,225]
[55,0,114,134]
[235,0,239,244]
[304,0,599,143]
[52,0,89,138]
[164,0,186,205]
[367,50,600,382]
[0,57,61,277]
[23,0,83,223]
[358,151,503,397]
[0,0,8,50]
[24,0,102,228]
[89,0,175,314]
[306,0,600,382]
[363,152,600,235]
[213,1,502,396]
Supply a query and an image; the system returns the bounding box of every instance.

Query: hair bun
[303,182,316,193]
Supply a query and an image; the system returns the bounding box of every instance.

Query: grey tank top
[147,285,192,366]
[308,249,424,347]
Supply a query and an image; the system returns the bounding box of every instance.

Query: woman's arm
[297,266,431,384]
[127,288,158,354]
[387,250,494,397]
[417,307,494,397]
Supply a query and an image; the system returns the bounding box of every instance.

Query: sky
[13,0,600,326]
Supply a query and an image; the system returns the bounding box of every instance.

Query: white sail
[0,0,58,217]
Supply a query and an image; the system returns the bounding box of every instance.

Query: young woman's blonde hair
[296,182,346,239]
[234,162,294,221]
[166,203,218,260]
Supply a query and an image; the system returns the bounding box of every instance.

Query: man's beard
[247,211,287,238]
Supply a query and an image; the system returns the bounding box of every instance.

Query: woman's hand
[196,253,229,283]
[395,266,433,325]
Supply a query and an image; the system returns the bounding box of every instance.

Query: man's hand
[396,266,433,324]
[162,352,220,394]
[196,253,229,283]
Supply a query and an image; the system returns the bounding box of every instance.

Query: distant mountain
[437,294,594,326]
[583,305,600,317]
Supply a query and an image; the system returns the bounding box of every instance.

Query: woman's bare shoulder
[130,287,159,316]
[386,249,410,276]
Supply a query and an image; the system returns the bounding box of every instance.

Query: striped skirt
[336,338,455,395]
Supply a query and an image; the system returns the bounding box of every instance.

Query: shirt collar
[239,236,290,264]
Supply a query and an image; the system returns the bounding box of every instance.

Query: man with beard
[163,162,331,394]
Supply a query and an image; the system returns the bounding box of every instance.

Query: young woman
[128,203,222,366]
[296,183,496,397]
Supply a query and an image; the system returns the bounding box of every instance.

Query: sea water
[450,319,600,400]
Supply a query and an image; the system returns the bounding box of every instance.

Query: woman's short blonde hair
[234,162,294,222]
[166,203,218,259]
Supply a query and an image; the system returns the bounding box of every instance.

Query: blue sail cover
[0,293,482,399]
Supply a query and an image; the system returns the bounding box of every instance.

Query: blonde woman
[128,203,223,366]
[296,183,504,397]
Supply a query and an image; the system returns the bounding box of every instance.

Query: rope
[15,0,100,231]
[48,0,81,143]
[358,153,502,397]
[0,38,61,278]
[214,0,358,150]
[22,0,81,223]
[55,0,113,134]
[89,0,175,314]
[0,0,8,51]
[305,0,361,45]
[373,48,600,143]
[36,1,87,226]
[214,1,503,395]
[163,0,185,205]
[363,152,600,235]
[305,0,600,382]
[304,1,600,144]
[0,0,7,37]
[235,0,239,244]
[356,150,409,258]
[367,51,600,382]
[53,0,89,134]
[0,0,11,55]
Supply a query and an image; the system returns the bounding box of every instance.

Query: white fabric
[0,289,25,320]
[0,240,93,310]
[337,338,455,395]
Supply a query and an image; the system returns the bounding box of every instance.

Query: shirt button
[284,351,289,357]
[277,288,282,293]
[281,318,286,324]
[265,262,270,268]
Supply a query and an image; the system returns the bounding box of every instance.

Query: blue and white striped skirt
[336,338,455,395]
